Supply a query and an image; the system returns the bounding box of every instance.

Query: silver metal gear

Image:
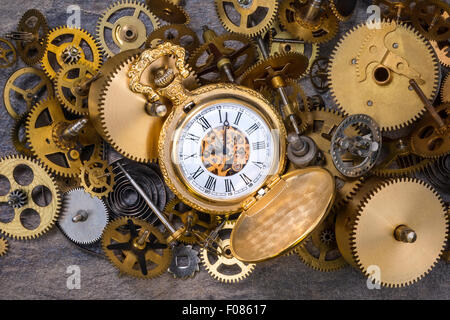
[58,188,109,245]
[168,244,200,279]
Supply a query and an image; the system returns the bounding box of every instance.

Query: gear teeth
[441,74,450,102]
[0,237,9,257]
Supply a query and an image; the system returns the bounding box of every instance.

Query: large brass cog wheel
[102,217,172,279]
[163,198,218,245]
[329,21,440,131]
[188,33,257,84]
[41,26,102,79]
[96,0,160,58]
[411,0,450,41]
[0,237,8,257]
[25,97,103,177]
[337,178,448,288]
[215,0,278,38]
[0,38,17,69]
[145,24,200,57]
[278,0,339,44]
[80,159,115,198]
[200,221,255,283]
[0,155,61,240]
[3,67,53,120]
[146,0,189,24]
[55,62,96,116]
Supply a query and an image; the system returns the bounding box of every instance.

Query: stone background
[0,0,448,300]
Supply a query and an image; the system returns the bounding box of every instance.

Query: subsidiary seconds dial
[177,102,276,201]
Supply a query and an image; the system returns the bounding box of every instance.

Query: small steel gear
[25,97,103,177]
[441,73,450,103]
[239,52,309,90]
[329,21,440,131]
[0,154,61,240]
[58,188,109,245]
[278,0,339,44]
[0,38,17,68]
[102,217,172,279]
[164,198,218,245]
[168,244,201,279]
[97,0,160,58]
[421,155,450,193]
[215,0,278,38]
[80,159,115,198]
[55,62,97,116]
[295,210,347,272]
[330,114,382,178]
[309,57,330,93]
[3,67,53,120]
[0,237,8,257]
[373,0,414,21]
[16,9,49,66]
[146,0,189,24]
[329,0,357,22]
[11,112,34,158]
[411,0,450,41]
[338,178,448,288]
[41,26,102,79]
[145,24,200,57]
[200,221,255,283]
[430,40,449,68]
[410,103,449,159]
[188,32,257,84]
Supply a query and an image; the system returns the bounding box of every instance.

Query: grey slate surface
[0,0,448,300]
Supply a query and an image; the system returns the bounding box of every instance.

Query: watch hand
[223,112,229,159]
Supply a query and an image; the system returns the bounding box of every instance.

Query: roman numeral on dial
[191,166,204,179]
[225,179,235,192]
[252,141,265,150]
[252,161,264,169]
[205,176,217,191]
[246,123,260,135]
[234,111,243,125]
[198,117,211,131]
[239,173,252,185]
[186,133,200,142]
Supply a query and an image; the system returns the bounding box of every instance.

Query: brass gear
[239,52,309,90]
[25,97,103,177]
[200,221,255,283]
[329,21,440,131]
[41,26,102,79]
[11,112,34,158]
[0,237,8,257]
[430,40,450,68]
[0,154,62,240]
[163,198,218,245]
[329,0,357,22]
[188,33,257,84]
[97,0,160,58]
[372,0,414,21]
[55,62,96,116]
[339,178,448,288]
[295,209,347,272]
[145,24,200,57]
[278,0,339,44]
[215,0,278,38]
[3,67,53,120]
[0,38,17,68]
[442,74,450,102]
[372,137,434,177]
[146,0,189,24]
[54,175,81,194]
[16,9,49,66]
[411,0,450,41]
[80,159,115,198]
[410,103,450,159]
[102,217,172,279]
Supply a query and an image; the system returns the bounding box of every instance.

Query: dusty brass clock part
[128,42,287,215]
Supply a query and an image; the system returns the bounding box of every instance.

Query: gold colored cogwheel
[441,74,450,103]
[102,217,172,279]
[80,159,115,198]
[0,155,61,240]
[55,62,96,116]
[26,97,103,177]
[430,40,449,69]
[200,221,255,283]
[41,26,102,79]
[146,0,189,24]
[145,24,200,56]
[11,112,34,158]
[0,38,17,68]
[411,0,450,41]
[373,0,413,21]
[337,178,448,288]
[0,237,8,257]
[97,0,160,58]
[215,0,278,38]
[329,21,440,131]
[329,0,357,22]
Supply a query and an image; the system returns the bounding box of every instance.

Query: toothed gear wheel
[0,155,61,240]
[340,178,448,288]
[430,39,450,69]
[188,32,257,84]
[145,24,200,57]
[215,0,278,38]
[295,210,347,272]
[58,188,109,245]
[11,112,34,158]
[3,67,54,120]
[25,97,103,178]
[146,0,189,24]
[329,0,357,22]
[278,0,339,44]
[97,0,160,58]
[0,237,8,257]
[102,217,172,279]
[411,0,450,41]
[372,0,413,21]
[441,74,450,103]
[41,26,102,79]
[168,244,201,279]
[80,159,115,198]
[16,9,49,66]
[200,221,255,283]
[55,62,96,116]
[329,21,440,131]
[0,38,17,69]
[54,175,81,194]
